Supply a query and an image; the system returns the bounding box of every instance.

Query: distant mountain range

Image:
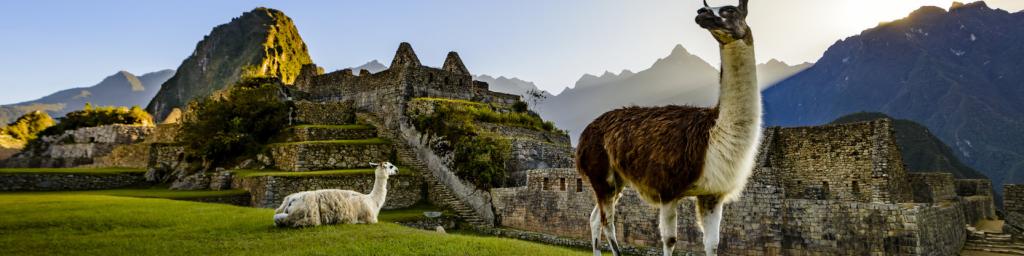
[348,60,388,75]
[535,44,810,143]
[146,7,313,121]
[0,70,174,125]
[764,2,1024,189]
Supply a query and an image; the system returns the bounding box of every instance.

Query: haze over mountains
[765,2,1024,190]
[0,70,174,125]
[535,44,810,143]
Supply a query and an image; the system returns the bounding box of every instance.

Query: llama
[273,162,399,227]
[575,1,759,255]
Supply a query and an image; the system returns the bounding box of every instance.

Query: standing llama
[273,162,399,227]
[576,1,760,255]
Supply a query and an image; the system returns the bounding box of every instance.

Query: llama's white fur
[273,162,398,228]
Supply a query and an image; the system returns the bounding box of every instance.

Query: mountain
[0,70,174,125]
[832,112,987,179]
[473,75,553,100]
[348,60,388,75]
[538,44,810,143]
[146,7,313,121]
[763,2,1024,189]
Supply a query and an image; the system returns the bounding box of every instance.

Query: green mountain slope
[146,7,313,121]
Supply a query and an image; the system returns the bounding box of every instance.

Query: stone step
[278,125,378,142]
[963,245,1024,255]
[268,138,394,172]
[967,240,1024,250]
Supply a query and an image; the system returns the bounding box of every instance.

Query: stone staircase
[965,225,1024,255]
[357,113,493,227]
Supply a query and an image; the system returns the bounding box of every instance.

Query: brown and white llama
[576,1,759,255]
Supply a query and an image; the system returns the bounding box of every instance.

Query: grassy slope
[0,193,589,256]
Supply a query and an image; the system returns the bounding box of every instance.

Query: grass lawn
[0,192,592,256]
[0,167,146,175]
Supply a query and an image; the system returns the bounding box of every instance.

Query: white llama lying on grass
[273,162,399,227]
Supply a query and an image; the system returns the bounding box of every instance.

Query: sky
[2,0,1023,105]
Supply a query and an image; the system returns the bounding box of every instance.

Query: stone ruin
[1,42,1014,254]
[492,119,998,255]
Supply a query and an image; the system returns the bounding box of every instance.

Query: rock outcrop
[146,7,313,121]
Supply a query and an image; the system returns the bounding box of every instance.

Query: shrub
[39,104,152,136]
[178,78,289,169]
[2,111,55,142]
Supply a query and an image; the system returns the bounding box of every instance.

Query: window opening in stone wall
[89,137,96,143]
[577,179,584,192]
[822,181,830,199]
[560,178,566,191]
[852,181,860,194]
[543,178,549,191]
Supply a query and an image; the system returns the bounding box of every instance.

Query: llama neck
[715,39,761,131]
[369,175,389,210]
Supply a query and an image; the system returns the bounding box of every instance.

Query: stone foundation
[270,142,391,171]
[1005,184,1024,238]
[232,173,423,209]
[908,172,957,203]
[493,168,968,255]
[293,100,355,125]
[0,172,148,191]
[280,125,377,142]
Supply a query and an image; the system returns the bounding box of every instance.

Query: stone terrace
[492,120,985,255]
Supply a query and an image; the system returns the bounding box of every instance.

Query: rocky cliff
[146,7,313,121]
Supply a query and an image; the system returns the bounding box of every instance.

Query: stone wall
[3,124,153,168]
[92,143,150,169]
[269,142,392,172]
[232,173,423,209]
[281,125,377,142]
[493,168,968,255]
[961,195,998,224]
[957,179,993,197]
[908,172,957,203]
[1005,184,1024,237]
[765,121,912,203]
[293,100,355,125]
[0,172,148,191]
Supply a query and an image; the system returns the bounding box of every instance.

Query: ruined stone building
[492,119,998,255]
[2,42,1009,255]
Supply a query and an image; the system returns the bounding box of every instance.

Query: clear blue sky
[2,0,1022,105]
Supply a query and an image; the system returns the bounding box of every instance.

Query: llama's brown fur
[577,105,719,205]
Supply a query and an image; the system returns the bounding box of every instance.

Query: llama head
[696,0,752,45]
[370,162,399,177]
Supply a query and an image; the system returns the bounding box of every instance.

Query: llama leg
[696,195,724,256]
[658,200,679,256]
[590,205,603,256]
[600,194,623,256]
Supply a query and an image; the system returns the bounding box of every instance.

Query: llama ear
[369,162,379,167]
[738,0,749,15]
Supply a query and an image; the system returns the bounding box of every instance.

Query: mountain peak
[669,44,691,56]
[146,7,313,120]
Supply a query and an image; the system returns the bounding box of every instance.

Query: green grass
[0,193,591,256]
[0,168,146,175]
[289,124,375,130]
[270,137,389,146]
